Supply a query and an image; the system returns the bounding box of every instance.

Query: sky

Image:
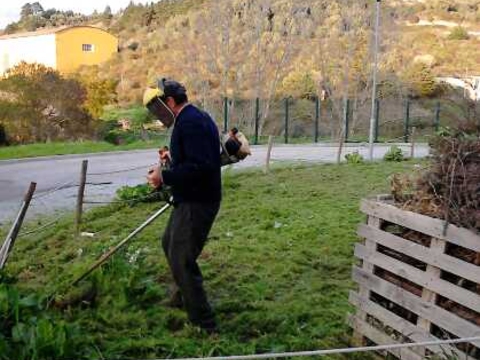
[0,0,150,29]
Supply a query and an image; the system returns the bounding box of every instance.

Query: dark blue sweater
[162,104,222,203]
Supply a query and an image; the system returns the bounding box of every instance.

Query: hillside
[3,0,480,140]
[6,0,480,102]
[89,0,480,106]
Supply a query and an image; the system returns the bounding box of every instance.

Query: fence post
[403,100,410,143]
[374,99,380,143]
[284,97,289,144]
[0,182,36,269]
[254,97,260,145]
[434,101,441,132]
[75,160,88,236]
[410,127,416,159]
[315,96,320,143]
[223,97,229,133]
[265,135,274,174]
[344,98,350,142]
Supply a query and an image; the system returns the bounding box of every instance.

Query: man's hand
[147,166,163,189]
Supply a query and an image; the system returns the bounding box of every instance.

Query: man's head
[158,78,188,115]
[143,78,188,128]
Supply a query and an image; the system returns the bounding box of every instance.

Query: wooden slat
[348,315,424,360]
[361,199,480,252]
[353,216,381,346]
[355,243,480,313]
[352,266,480,345]
[417,237,446,351]
[349,291,474,360]
[358,224,480,285]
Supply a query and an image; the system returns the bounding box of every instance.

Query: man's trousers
[162,201,220,329]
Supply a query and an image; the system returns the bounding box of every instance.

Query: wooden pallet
[350,198,480,360]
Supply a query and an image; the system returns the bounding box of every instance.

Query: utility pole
[368,0,381,161]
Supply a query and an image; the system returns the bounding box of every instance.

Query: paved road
[0,143,429,225]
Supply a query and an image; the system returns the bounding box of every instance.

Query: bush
[402,63,440,98]
[96,119,119,140]
[102,106,153,130]
[448,26,469,40]
[103,129,138,145]
[384,146,404,162]
[280,70,316,100]
[345,151,364,164]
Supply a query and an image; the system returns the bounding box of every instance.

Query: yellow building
[0,26,118,74]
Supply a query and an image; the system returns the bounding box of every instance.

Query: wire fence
[110,336,480,360]
[87,163,156,176]
[1,160,164,244]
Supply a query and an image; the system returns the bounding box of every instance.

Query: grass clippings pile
[389,118,480,356]
[393,119,480,233]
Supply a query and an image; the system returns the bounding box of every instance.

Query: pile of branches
[392,119,480,233]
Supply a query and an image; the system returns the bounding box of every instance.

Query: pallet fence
[350,197,480,360]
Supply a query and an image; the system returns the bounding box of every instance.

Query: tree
[42,8,57,20]
[281,70,316,99]
[103,5,113,19]
[74,68,118,119]
[20,3,33,19]
[4,23,19,34]
[31,2,44,15]
[402,62,439,98]
[0,62,93,143]
[142,5,157,26]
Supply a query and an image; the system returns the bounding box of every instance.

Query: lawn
[0,161,421,360]
[0,139,169,161]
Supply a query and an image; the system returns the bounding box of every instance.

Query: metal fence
[197,96,473,145]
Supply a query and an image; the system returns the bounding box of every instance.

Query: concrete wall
[0,34,57,74]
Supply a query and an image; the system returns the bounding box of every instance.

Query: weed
[383,146,404,162]
[344,151,364,164]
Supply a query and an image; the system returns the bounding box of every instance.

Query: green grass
[0,139,170,161]
[0,161,421,359]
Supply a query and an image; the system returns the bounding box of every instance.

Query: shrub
[103,129,138,145]
[280,70,316,100]
[384,146,404,162]
[102,106,153,130]
[448,26,469,40]
[345,151,364,164]
[402,63,440,98]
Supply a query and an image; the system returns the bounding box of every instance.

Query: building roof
[0,26,113,40]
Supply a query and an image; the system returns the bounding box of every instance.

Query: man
[145,79,221,333]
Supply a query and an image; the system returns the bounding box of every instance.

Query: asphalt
[0,143,429,225]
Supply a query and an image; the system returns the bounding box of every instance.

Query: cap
[157,78,187,98]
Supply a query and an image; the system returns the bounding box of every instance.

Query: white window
[82,44,94,52]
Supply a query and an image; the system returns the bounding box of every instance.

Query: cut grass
[0,161,422,359]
